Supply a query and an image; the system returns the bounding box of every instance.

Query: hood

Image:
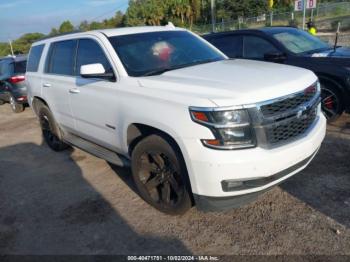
[308,47,350,65]
[137,59,317,107]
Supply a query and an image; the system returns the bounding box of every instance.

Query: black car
[0,55,28,113]
[204,27,350,121]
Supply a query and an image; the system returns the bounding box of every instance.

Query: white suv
[26,26,326,215]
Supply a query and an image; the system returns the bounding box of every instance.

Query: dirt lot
[0,104,349,255]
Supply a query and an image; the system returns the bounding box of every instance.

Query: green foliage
[59,20,75,33]
[0,33,45,56]
[0,0,327,56]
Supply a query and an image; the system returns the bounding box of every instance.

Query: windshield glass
[108,31,225,77]
[271,29,330,54]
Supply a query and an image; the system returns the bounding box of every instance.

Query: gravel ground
[0,104,349,255]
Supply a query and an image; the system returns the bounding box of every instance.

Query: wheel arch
[126,123,183,157]
[126,122,196,204]
[31,96,48,116]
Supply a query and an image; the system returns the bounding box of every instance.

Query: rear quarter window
[27,44,44,72]
[15,61,27,74]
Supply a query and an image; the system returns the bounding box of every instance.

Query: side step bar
[63,132,130,167]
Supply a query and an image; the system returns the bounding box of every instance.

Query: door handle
[69,88,80,94]
[43,83,51,88]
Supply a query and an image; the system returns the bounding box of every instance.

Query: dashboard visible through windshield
[108,30,225,77]
[270,29,331,54]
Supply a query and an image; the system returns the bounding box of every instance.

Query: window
[46,40,77,75]
[270,30,330,54]
[14,60,27,74]
[0,60,12,77]
[243,36,278,59]
[76,39,113,75]
[27,44,44,72]
[108,31,225,77]
[209,35,242,58]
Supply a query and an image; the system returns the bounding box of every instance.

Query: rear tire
[131,134,193,215]
[0,100,4,105]
[9,96,24,113]
[38,103,69,152]
[320,80,344,122]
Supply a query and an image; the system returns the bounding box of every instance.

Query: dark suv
[0,55,28,113]
[204,27,350,121]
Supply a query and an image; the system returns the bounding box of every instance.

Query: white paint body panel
[26,27,326,198]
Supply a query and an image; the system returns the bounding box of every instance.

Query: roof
[203,26,299,38]
[100,25,184,37]
[0,55,27,62]
[34,25,184,45]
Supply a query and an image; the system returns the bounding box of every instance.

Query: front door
[68,38,121,151]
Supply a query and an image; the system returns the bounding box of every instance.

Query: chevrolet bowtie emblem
[297,106,307,119]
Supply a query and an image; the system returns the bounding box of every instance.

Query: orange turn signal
[192,111,209,122]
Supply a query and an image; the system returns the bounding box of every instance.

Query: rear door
[42,40,77,131]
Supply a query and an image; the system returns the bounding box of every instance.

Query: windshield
[270,29,330,54]
[108,31,225,77]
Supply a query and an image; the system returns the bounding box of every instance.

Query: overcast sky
[0,0,129,41]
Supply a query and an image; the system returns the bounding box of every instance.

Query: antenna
[8,39,14,56]
[166,22,175,29]
[334,22,341,52]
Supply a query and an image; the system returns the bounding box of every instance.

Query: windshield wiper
[143,58,220,76]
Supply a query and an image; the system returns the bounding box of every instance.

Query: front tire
[9,95,24,113]
[131,135,193,215]
[320,81,344,122]
[38,103,69,152]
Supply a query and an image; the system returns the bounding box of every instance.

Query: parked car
[26,26,326,214]
[203,27,350,121]
[0,55,28,113]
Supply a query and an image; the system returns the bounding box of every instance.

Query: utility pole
[8,40,14,56]
[302,0,307,30]
[211,0,216,33]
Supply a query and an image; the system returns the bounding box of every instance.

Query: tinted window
[208,35,242,58]
[243,36,278,59]
[27,44,44,72]
[270,29,330,54]
[0,60,12,77]
[109,31,225,77]
[47,40,77,75]
[14,61,27,74]
[76,39,113,75]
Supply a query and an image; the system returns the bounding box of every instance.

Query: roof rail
[34,30,83,43]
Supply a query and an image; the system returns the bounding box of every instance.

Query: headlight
[189,108,256,150]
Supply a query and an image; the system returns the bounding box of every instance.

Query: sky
[0,0,129,42]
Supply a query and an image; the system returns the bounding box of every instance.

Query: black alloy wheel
[131,135,192,215]
[38,104,69,151]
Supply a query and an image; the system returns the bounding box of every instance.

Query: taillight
[8,75,25,84]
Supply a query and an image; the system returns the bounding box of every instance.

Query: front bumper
[180,113,326,209]
[193,148,319,212]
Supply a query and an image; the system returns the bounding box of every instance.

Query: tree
[49,27,59,36]
[59,20,75,33]
[12,33,45,54]
[79,20,90,31]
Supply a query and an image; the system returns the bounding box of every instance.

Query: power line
[90,1,128,22]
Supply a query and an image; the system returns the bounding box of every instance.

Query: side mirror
[264,52,286,63]
[80,63,114,80]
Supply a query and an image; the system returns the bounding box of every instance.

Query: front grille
[257,83,319,146]
[265,106,317,144]
[260,84,317,117]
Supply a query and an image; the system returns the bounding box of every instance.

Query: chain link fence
[193,1,350,34]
